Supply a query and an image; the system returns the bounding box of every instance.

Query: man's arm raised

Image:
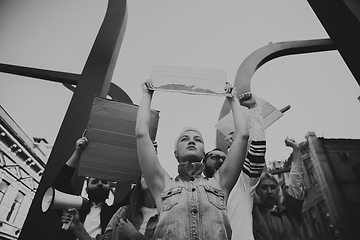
[218,88,249,198]
[135,80,170,208]
[284,137,304,200]
[242,95,266,189]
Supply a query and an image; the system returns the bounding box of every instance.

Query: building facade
[269,132,360,240]
[0,106,48,240]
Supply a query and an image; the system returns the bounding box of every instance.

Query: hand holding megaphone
[41,186,89,230]
[61,208,80,230]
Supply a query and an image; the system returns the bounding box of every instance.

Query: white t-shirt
[227,172,259,240]
[227,101,266,240]
[82,202,102,239]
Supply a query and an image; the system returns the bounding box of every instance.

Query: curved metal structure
[216,38,336,151]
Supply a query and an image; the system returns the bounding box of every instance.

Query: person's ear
[174,150,178,159]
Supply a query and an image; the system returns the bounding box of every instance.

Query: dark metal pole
[18,1,128,239]
[307,0,360,87]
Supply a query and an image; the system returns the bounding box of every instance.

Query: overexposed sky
[0,0,359,178]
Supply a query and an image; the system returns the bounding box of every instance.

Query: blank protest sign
[78,97,160,183]
[150,65,230,96]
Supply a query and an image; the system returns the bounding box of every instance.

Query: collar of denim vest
[177,161,205,180]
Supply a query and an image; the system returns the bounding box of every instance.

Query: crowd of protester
[54,80,305,240]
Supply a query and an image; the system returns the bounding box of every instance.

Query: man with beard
[202,148,227,178]
[252,137,305,240]
[54,136,131,240]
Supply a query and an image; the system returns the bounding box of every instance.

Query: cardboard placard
[215,96,283,136]
[78,97,160,183]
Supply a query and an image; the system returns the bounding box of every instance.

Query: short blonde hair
[174,126,203,152]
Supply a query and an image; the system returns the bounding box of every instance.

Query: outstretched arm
[135,80,170,210]
[218,88,249,198]
[282,137,305,224]
[53,136,88,193]
[241,95,266,190]
[284,137,305,200]
[66,136,88,168]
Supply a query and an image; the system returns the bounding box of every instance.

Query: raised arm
[282,137,305,224]
[284,137,304,200]
[53,136,88,193]
[66,136,88,168]
[135,80,170,209]
[218,88,249,198]
[241,95,266,190]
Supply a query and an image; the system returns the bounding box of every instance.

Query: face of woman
[175,130,205,163]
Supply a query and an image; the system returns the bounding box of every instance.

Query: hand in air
[284,136,299,149]
[225,83,238,101]
[239,92,257,109]
[142,79,155,93]
[75,137,88,152]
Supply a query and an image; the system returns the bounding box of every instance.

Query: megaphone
[41,186,89,229]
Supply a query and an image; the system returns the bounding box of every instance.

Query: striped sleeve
[243,140,266,178]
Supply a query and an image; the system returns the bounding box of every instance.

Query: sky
[0,0,359,178]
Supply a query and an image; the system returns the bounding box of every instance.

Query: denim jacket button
[192,209,198,214]
[190,176,195,181]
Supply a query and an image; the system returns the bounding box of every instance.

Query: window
[304,158,316,185]
[0,151,5,166]
[6,190,25,223]
[0,179,10,203]
[3,154,14,165]
[318,201,331,232]
[302,213,313,239]
[309,207,322,236]
[5,165,21,179]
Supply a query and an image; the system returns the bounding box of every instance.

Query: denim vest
[153,162,232,240]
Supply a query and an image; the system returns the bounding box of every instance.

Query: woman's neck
[143,189,156,208]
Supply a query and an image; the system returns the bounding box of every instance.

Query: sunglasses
[208,154,226,162]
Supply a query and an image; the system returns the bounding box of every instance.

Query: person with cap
[135,79,249,239]
[252,137,305,240]
[203,93,266,240]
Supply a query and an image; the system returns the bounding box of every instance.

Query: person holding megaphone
[61,175,158,240]
[53,135,132,240]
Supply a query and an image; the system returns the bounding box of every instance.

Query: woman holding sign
[135,79,249,239]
